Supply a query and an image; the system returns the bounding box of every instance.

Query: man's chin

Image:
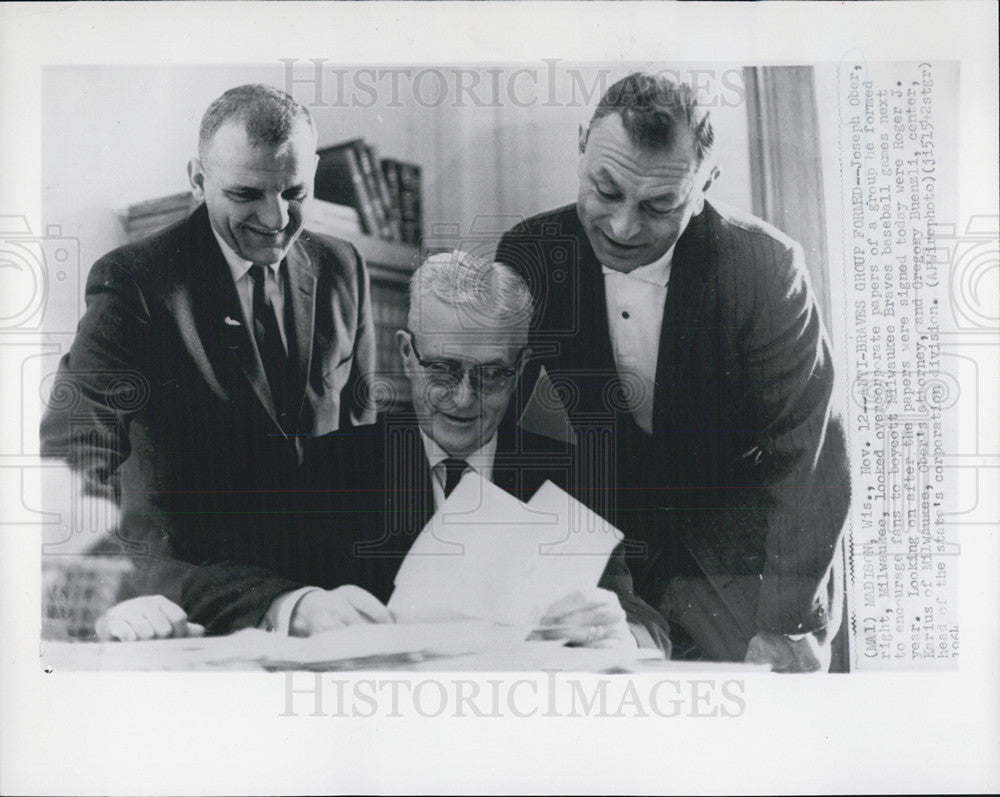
[238,241,292,264]
[592,239,648,272]
[433,419,483,458]
[598,251,644,273]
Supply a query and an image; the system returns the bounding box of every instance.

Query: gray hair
[407,250,533,334]
[198,84,315,159]
[588,71,714,163]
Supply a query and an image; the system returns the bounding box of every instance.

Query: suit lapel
[575,219,618,378]
[374,418,436,550]
[183,207,283,429]
[652,208,717,433]
[283,242,318,427]
[492,427,568,500]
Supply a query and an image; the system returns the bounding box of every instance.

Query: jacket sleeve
[39,252,148,502]
[341,243,378,428]
[178,559,305,635]
[737,241,851,635]
[598,544,672,656]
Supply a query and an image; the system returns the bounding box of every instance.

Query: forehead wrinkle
[588,143,698,198]
[203,131,312,173]
[206,160,310,193]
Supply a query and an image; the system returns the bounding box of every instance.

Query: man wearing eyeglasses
[130,250,671,652]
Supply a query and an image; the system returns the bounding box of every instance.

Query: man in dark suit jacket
[39,85,376,605]
[101,251,670,655]
[496,72,850,671]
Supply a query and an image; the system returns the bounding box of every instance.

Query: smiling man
[496,72,850,671]
[40,84,376,606]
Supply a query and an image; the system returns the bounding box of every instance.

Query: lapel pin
[224,316,242,326]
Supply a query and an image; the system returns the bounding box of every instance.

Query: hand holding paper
[533,587,637,649]
[387,474,625,638]
[289,586,393,637]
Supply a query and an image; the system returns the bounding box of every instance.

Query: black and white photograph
[1,2,997,794]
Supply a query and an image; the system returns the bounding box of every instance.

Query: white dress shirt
[419,430,498,509]
[602,246,673,434]
[212,228,289,353]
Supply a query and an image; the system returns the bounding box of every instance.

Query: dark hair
[589,72,714,163]
[198,84,315,158]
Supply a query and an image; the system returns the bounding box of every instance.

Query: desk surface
[40,623,768,673]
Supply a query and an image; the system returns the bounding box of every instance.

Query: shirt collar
[211,226,280,282]
[419,429,498,475]
[600,244,674,287]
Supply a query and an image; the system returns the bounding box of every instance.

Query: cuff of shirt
[259,587,322,635]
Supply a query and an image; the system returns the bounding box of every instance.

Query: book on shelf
[352,141,396,241]
[315,141,382,237]
[382,158,423,244]
[303,199,363,238]
[315,138,423,246]
[381,159,404,239]
[392,159,423,245]
[365,143,403,242]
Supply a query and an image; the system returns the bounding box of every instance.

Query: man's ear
[516,347,532,377]
[692,164,720,216]
[702,164,720,194]
[396,329,414,374]
[188,158,206,201]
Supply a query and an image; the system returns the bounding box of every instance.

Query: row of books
[313,139,423,244]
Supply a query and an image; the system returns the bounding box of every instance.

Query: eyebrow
[428,355,514,369]
[594,175,684,206]
[593,167,686,201]
[224,182,308,193]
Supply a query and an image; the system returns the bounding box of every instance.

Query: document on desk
[387,474,622,627]
[40,623,529,671]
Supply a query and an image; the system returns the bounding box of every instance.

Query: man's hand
[95,595,204,642]
[289,585,393,637]
[533,588,637,649]
[745,630,830,672]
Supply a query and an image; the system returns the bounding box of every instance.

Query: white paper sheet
[387,474,621,626]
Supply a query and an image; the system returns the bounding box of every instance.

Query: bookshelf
[120,194,420,410]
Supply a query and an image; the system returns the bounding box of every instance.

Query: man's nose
[608,204,640,241]
[257,196,290,231]
[447,371,476,407]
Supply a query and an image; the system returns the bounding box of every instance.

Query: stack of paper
[387,474,623,627]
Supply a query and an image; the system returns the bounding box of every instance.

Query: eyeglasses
[404,328,524,394]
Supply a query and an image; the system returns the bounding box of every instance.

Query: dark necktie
[440,457,469,497]
[249,264,291,429]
